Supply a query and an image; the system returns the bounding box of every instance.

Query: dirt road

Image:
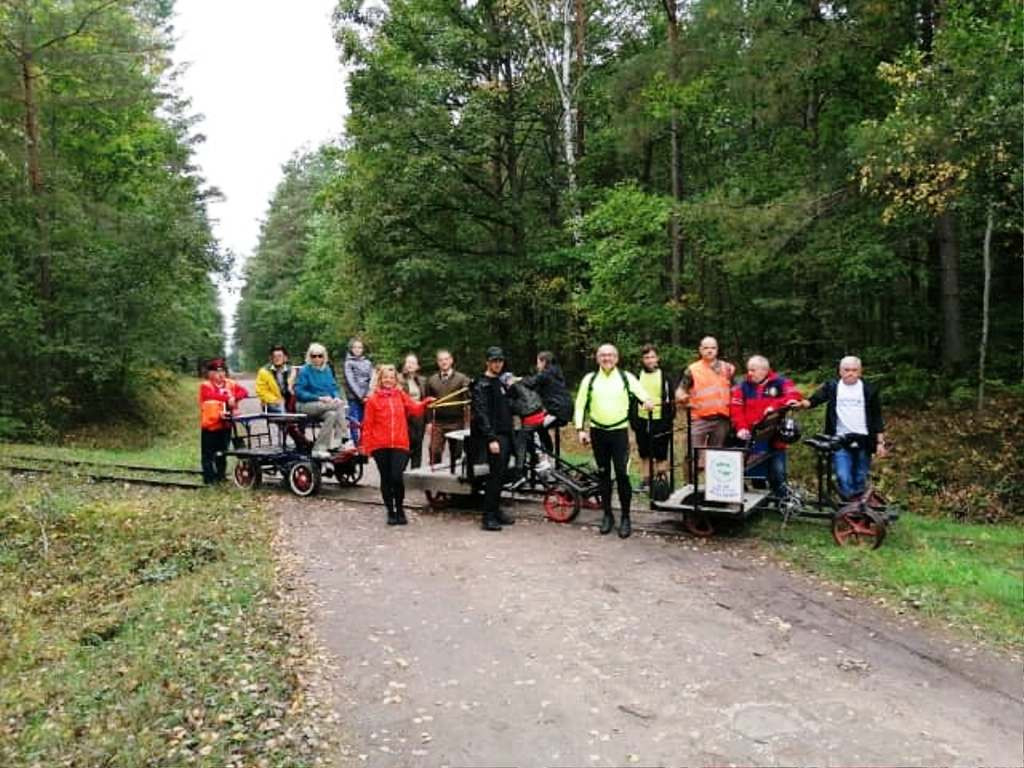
[278,497,1023,768]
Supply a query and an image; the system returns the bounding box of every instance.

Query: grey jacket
[344,353,373,401]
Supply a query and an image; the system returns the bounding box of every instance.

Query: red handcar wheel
[233,459,261,490]
[288,461,320,497]
[683,510,714,538]
[425,490,450,510]
[832,510,886,549]
[543,487,580,523]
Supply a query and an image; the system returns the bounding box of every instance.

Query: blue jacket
[294,364,340,403]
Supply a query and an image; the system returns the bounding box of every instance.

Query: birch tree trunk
[524,0,582,245]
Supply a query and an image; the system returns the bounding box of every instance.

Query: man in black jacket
[801,356,888,500]
[471,346,516,531]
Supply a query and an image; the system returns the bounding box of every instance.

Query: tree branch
[34,0,122,54]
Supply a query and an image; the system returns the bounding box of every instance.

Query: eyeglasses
[310,354,324,359]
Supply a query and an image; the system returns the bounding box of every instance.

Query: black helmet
[777,413,802,444]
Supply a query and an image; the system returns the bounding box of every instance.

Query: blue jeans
[347,399,364,446]
[747,443,788,494]
[834,446,871,500]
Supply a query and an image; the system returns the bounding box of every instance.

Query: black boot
[618,511,632,539]
[496,510,515,525]
[599,510,615,535]
[386,504,398,525]
[395,507,408,525]
[481,514,502,531]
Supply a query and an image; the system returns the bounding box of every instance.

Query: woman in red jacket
[362,364,433,525]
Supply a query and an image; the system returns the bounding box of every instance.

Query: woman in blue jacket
[294,342,349,459]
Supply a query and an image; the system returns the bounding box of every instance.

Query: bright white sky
[172,0,348,349]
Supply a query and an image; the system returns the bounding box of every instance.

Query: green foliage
[236,0,1018,387]
[0,0,224,434]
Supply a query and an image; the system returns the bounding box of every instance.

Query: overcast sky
[172,0,348,349]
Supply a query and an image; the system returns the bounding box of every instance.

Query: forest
[0,0,1020,437]
[0,0,224,436]
[235,0,1022,399]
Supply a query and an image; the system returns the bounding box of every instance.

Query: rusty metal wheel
[832,508,886,549]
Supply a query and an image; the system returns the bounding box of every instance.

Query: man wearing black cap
[471,346,516,531]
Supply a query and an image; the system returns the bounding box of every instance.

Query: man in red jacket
[730,355,802,496]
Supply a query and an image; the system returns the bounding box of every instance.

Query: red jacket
[199,378,249,431]
[730,371,802,450]
[361,386,428,455]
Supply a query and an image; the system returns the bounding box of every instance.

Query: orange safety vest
[687,361,731,420]
[200,378,237,430]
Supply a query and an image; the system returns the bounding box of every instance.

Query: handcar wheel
[832,508,886,549]
[233,459,261,490]
[543,486,580,524]
[424,490,451,510]
[683,510,715,538]
[288,461,321,497]
[335,461,364,487]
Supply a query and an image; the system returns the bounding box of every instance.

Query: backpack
[508,380,545,417]
[582,368,637,429]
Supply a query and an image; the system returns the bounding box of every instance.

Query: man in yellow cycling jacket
[574,343,652,538]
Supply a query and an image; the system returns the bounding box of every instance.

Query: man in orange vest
[199,358,249,484]
[675,337,736,465]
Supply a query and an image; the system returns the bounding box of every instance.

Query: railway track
[0,454,205,490]
[0,454,702,537]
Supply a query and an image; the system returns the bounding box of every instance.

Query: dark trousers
[483,434,512,520]
[407,417,425,469]
[201,429,231,484]
[535,419,565,456]
[591,427,632,515]
[747,444,788,494]
[348,399,364,446]
[633,417,671,461]
[372,448,409,511]
[429,422,464,466]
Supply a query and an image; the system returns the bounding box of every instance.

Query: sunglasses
[310,353,325,359]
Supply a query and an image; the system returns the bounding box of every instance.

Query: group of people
[198,337,886,539]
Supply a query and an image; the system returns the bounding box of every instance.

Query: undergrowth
[0,476,334,767]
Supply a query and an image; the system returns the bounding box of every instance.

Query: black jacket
[520,364,573,423]
[808,378,885,453]
[471,375,514,439]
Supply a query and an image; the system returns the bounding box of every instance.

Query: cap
[206,357,226,372]
[485,346,505,361]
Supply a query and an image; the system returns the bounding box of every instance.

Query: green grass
[0,375,200,469]
[0,476,330,767]
[751,512,1024,652]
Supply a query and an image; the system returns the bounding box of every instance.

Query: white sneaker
[535,459,551,472]
[312,449,331,460]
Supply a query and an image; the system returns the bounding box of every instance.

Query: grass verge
[0,475,334,767]
[750,511,1024,653]
[1,374,202,470]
